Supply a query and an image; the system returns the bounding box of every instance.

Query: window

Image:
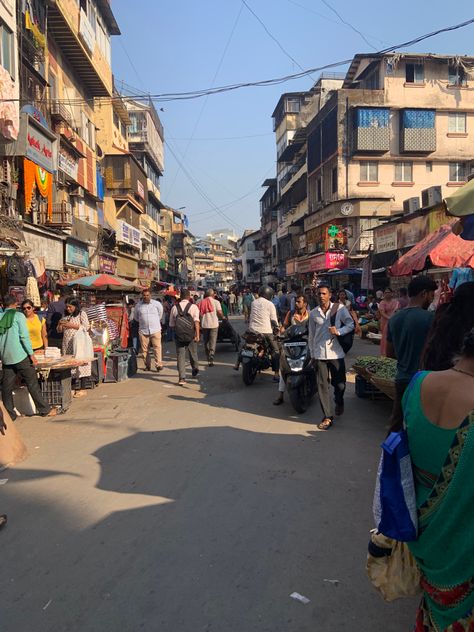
[286,97,300,113]
[120,121,127,139]
[394,161,413,182]
[448,65,467,86]
[113,111,119,130]
[0,21,14,78]
[449,162,467,182]
[448,112,466,133]
[332,167,338,193]
[360,161,378,182]
[405,63,424,84]
[426,161,433,172]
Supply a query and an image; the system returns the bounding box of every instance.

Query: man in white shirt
[228,291,236,314]
[199,289,224,367]
[248,285,280,380]
[308,284,354,430]
[134,289,164,372]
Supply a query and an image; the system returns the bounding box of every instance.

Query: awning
[390,224,474,276]
[444,178,474,217]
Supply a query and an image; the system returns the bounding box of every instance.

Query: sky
[111,0,474,238]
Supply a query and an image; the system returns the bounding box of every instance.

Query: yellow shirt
[26,314,44,350]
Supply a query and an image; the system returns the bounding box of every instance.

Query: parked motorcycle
[239,331,273,385]
[279,324,316,413]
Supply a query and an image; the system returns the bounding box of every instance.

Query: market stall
[352,356,397,400]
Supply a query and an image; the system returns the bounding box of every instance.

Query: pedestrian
[127,299,139,354]
[21,299,48,351]
[169,289,200,386]
[0,294,56,420]
[278,287,291,323]
[243,285,280,380]
[228,290,236,315]
[378,287,399,356]
[134,289,164,372]
[242,289,254,324]
[57,298,92,398]
[337,289,361,336]
[397,287,409,309]
[385,276,437,430]
[46,286,73,348]
[199,289,224,367]
[274,294,310,406]
[0,407,6,530]
[403,328,474,632]
[237,292,243,315]
[308,284,354,430]
[422,281,474,372]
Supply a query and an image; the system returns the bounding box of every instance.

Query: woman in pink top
[378,287,399,356]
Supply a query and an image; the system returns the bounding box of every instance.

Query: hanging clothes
[448,267,474,290]
[25,276,41,307]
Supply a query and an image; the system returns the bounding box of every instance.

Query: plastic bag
[73,328,94,361]
[366,530,421,602]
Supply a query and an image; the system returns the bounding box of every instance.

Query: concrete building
[238,229,263,285]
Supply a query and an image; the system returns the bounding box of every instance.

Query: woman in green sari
[402,329,474,631]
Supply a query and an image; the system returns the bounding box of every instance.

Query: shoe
[192,368,199,377]
[335,403,344,416]
[273,396,284,406]
[318,418,333,430]
[155,365,164,372]
[143,366,151,372]
[208,360,214,367]
[178,379,186,386]
[0,514,7,530]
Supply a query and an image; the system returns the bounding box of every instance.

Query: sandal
[273,396,284,406]
[45,408,58,417]
[0,514,7,529]
[318,418,333,430]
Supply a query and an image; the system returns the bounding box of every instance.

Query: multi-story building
[238,229,263,285]
[259,178,277,283]
[159,206,185,282]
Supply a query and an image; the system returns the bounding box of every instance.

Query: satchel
[329,304,354,353]
[366,530,421,602]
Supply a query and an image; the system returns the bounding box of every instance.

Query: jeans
[2,357,51,420]
[175,340,199,380]
[139,331,163,369]
[202,327,218,361]
[315,358,346,419]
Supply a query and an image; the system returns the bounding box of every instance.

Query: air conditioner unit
[1,159,11,184]
[421,186,442,208]
[70,185,84,197]
[403,197,420,214]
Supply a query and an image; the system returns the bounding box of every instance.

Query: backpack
[174,302,195,344]
[7,255,28,286]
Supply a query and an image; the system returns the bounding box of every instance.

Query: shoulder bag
[329,304,354,354]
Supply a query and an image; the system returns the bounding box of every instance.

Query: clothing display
[448,267,474,290]
[25,276,41,307]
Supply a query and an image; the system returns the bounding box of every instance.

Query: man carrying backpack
[169,289,200,385]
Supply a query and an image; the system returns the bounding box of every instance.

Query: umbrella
[66,274,141,291]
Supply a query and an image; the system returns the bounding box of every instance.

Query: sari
[403,372,474,631]
[378,298,398,356]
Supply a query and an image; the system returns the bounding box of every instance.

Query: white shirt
[308,302,354,360]
[249,297,278,335]
[169,300,200,327]
[200,298,222,329]
[134,299,163,335]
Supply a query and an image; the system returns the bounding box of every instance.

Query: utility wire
[4,18,474,105]
[319,0,378,50]
[168,132,273,141]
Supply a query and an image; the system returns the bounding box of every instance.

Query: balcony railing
[50,100,73,127]
[37,202,73,227]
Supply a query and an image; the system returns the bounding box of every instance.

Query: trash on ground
[290,592,310,604]
[323,579,340,586]
[42,599,52,611]
[0,479,8,485]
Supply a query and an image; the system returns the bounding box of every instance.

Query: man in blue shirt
[134,289,164,372]
[0,295,55,420]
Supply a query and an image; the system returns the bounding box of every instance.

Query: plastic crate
[104,354,129,383]
[39,370,72,411]
[355,375,382,399]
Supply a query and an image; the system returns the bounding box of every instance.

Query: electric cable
[319,0,378,50]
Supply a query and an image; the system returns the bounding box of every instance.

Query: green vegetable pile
[354,356,397,379]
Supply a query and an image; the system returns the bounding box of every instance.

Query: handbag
[329,304,354,354]
[366,530,421,602]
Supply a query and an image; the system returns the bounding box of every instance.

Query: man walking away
[134,289,164,372]
[199,289,224,367]
[242,289,254,324]
[386,276,437,429]
[228,290,236,315]
[170,289,200,385]
[308,285,354,430]
[0,295,56,420]
[247,285,280,381]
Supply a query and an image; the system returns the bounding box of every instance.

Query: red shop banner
[311,252,347,272]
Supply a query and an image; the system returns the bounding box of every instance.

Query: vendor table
[34,355,88,413]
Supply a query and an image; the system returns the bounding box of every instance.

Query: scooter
[239,331,273,385]
[279,324,316,413]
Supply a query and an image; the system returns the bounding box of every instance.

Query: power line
[319,0,378,51]
[168,132,273,141]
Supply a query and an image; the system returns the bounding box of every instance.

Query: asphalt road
[1,316,417,631]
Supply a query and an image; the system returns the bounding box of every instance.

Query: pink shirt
[169,300,200,327]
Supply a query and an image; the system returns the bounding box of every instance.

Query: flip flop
[318,418,333,430]
[0,514,7,529]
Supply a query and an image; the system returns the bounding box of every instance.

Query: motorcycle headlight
[287,357,305,370]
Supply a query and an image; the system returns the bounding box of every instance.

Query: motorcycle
[239,330,273,385]
[279,324,316,413]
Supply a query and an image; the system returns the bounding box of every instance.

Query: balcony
[353,107,390,153]
[50,100,73,127]
[400,109,436,153]
[37,202,73,228]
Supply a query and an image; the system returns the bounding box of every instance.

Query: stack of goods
[45,347,61,360]
[353,356,397,400]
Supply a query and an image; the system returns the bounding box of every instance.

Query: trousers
[139,331,163,369]
[315,358,346,419]
[2,357,51,420]
[202,327,218,361]
[175,340,198,380]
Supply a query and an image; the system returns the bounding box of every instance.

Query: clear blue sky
[111,0,474,238]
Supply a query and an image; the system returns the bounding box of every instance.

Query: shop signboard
[375,224,398,253]
[117,255,138,279]
[25,118,54,172]
[397,215,428,249]
[309,251,347,272]
[286,259,296,275]
[297,258,313,273]
[99,254,117,274]
[137,179,145,200]
[138,264,154,281]
[428,205,455,233]
[23,228,63,270]
[299,235,306,250]
[66,241,89,268]
[58,146,79,181]
[117,220,141,250]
